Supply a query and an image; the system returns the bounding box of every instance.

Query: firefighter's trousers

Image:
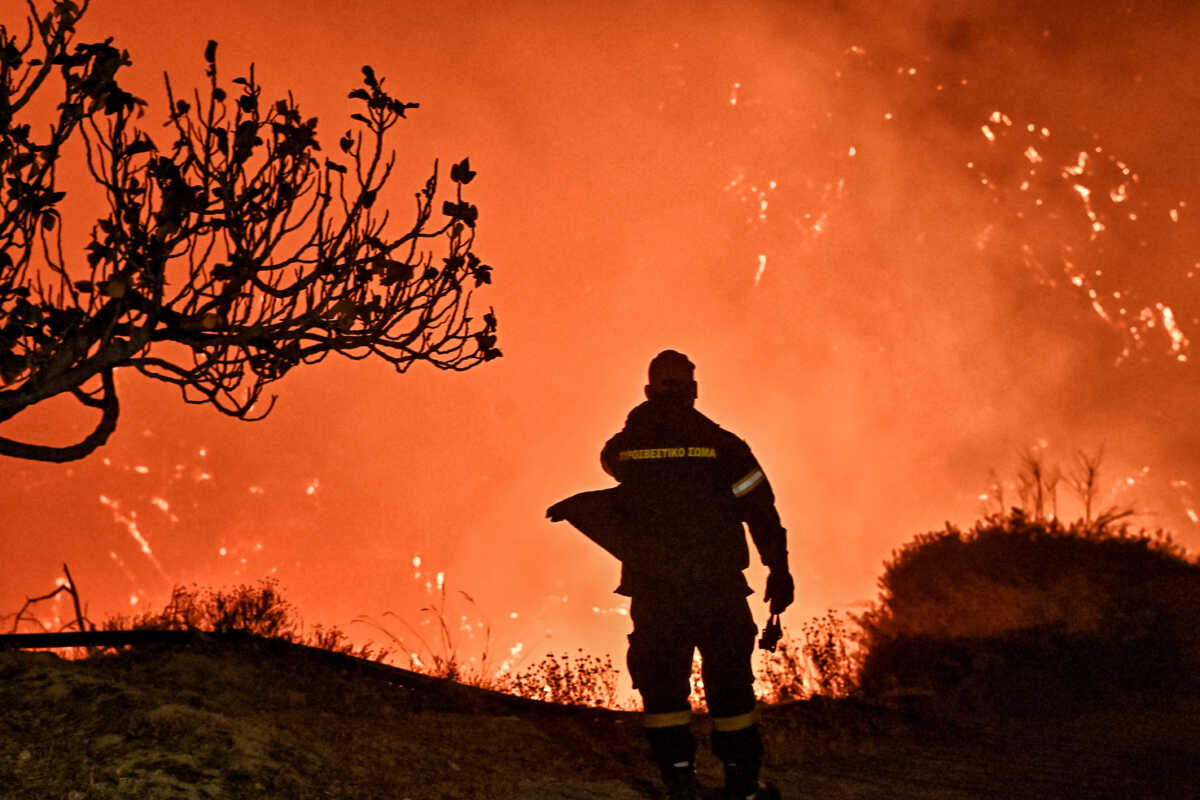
[627,589,763,791]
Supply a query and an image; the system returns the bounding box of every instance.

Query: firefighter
[584,350,793,799]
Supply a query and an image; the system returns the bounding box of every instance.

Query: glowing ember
[754,254,767,284]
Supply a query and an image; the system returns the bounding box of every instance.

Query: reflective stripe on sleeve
[711,708,759,732]
[642,709,693,729]
[731,468,765,498]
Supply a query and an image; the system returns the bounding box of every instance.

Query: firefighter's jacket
[599,398,787,599]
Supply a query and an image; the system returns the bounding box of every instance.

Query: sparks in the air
[971,106,1194,364]
[97,495,168,579]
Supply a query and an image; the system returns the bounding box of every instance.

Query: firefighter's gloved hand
[764,569,794,614]
[545,501,567,522]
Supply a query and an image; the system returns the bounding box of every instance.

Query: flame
[754,253,767,284]
[972,108,1192,364]
[1160,304,1189,359]
[98,494,167,579]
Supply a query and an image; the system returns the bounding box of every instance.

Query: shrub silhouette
[857,510,1200,713]
[755,611,858,702]
[129,579,297,638]
[499,649,621,708]
[105,578,389,661]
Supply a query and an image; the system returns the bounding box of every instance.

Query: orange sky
[4,0,1200,676]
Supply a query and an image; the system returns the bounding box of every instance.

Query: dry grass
[499,649,622,708]
[756,611,858,703]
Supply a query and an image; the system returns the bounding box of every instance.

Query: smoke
[4,0,1200,672]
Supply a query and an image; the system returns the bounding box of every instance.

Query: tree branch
[1,8,499,462]
[0,368,119,461]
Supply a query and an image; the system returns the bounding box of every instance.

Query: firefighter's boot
[713,723,774,799]
[724,782,781,800]
[662,763,707,800]
[645,722,706,799]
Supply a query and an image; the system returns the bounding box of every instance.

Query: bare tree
[981,467,1007,516]
[0,1,500,462]
[1067,447,1104,524]
[1016,449,1053,521]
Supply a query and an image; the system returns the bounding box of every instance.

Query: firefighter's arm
[600,434,625,481]
[737,472,788,572]
[744,484,793,614]
[730,443,793,613]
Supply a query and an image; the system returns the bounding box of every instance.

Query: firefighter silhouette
[548,350,792,800]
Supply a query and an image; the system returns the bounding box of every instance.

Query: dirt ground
[2,638,1197,799]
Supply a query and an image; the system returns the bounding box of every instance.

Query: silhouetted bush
[499,649,621,707]
[140,579,296,637]
[857,510,1200,713]
[755,611,858,702]
[104,579,390,661]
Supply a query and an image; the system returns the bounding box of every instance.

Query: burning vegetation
[4,503,1200,797]
[10,472,1200,718]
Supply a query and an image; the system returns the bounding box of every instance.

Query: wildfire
[972,106,1193,364]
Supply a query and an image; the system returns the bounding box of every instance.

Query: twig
[10,583,71,634]
[7,563,93,636]
[61,562,91,633]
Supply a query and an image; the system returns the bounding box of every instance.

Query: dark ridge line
[0,629,627,717]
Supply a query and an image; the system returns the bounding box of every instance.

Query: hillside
[3,636,1198,799]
